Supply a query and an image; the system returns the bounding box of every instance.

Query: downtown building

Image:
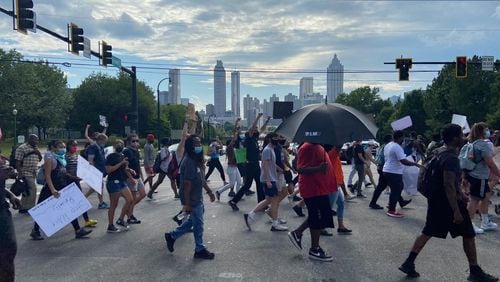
[231,71,240,118]
[327,54,344,102]
[299,77,314,98]
[214,60,226,117]
[168,69,181,104]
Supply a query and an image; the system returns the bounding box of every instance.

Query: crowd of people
[1,117,500,281]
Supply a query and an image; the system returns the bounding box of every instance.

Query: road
[10,160,500,282]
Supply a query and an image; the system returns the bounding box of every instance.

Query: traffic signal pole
[0,5,140,134]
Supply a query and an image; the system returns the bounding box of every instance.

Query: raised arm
[250,113,263,135]
[260,116,271,133]
[176,121,189,159]
[84,124,92,143]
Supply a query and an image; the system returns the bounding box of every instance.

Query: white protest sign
[451,114,470,134]
[99,115,108,127]
[391,116,412,131]
[77,155,103,194]
[28,182,92,237]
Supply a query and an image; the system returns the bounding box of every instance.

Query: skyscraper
[168,68,181,104]
[299,77,314,98]
[214,60,226,117]
[231,71,240,118]
[159,91,168,105]
[327,54,344,102]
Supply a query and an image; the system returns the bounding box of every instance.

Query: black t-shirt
[122,147,141,179]
[354,145,365,165]
[105,153,128,181]
[245,135,260,162]
[1,180,8,210]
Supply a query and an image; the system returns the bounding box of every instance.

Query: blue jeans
[170,202,205,252]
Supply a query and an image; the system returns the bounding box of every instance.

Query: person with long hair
[463,122,500,234]
[147,138,179,200]
[164,135,216,259]
[30,140,92,240]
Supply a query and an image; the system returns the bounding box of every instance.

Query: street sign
[83,37,91,59]
[482,56,494,71]
[111,56,121,69]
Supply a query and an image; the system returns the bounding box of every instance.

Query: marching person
[205,138,226,184]
[148,138,179,200]
[29,140,92,240]
[399,124,498,281]
[86,134,110,209]
[122,134,145,225]
[14,134,42,213]
[164,135,216,259]
[143,134,156,191]
[215,118,243,200]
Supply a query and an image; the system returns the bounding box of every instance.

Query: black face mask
[115,146,124,153]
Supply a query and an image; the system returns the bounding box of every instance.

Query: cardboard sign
[391,116,413,131]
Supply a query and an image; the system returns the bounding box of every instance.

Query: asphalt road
[9,161,500,282]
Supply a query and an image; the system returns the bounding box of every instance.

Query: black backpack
[417,148,454,198]
[9,145,20,169]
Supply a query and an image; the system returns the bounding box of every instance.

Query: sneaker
[228,200,239,211]
[127,217,142,224]
[30,229,44,241]
[164,233,175,252]
[292,195,302,202]
[386,210,404,218]
[480,220,498,231]
[331,210,337,216]
[308,247,333,262]
[320,229,333,236]
[287,231,302,250]
[347,184,354,193]
[244,213,253,230]
[271,224,289,231]
[107,224,121,233]
[293,205,305,217]
[215,191,221,201]
[116,219,129,230]
[146,191,154,200]
[84,219,98,228]
[369,203,384,210]
[278,218,287,224]
[356,193,367,198]
[400,199,412,208]
[228,191,235,197]
[245,190,255,196]
[473,224,485,235]
[98,202,110,209]
[337,227,353,234]
[399,262,420,278]
[75,228,92,239]
[365,183,373,188]
[194,248,215,260]
[287,195,294,204]
[468,266,499,282]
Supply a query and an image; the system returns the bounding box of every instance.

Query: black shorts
[304,195,334,230]
[466,175,490,200]
[284,170,293,184]
[422,200,475,239]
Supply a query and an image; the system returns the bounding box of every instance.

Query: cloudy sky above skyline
[1,0,499,111]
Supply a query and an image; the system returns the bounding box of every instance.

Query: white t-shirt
[382,141,406,175]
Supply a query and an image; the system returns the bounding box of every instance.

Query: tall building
[168,69,181,104]
[159,91,168,105]
[284,93,299,110]
[180,98,189,106]
[299,77,314,98]
[231,71,240,118]
[214,60,226,117]
[327,54,344,102]
[206,104,215,116]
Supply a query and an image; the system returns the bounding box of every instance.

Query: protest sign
[77,155,103,194]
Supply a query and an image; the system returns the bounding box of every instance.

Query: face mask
[69,146,78,154]
[56,148,67,156]
[115,146,124,153]
[194,146,203,154]
[485,130,491,139]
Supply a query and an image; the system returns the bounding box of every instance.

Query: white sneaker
[473,224,485,234]
[269,218,287,224]
[480,220,498,231]
[271,224,289,231]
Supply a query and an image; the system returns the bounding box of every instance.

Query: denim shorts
[107,180,127,194]
[261,181,278,197]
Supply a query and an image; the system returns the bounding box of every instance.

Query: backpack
[167,153,180,177]
[36,166,46,185]
[417,148,453,198]
[458,141,482,171]
[375,144,386,168]
[9,145,20,169]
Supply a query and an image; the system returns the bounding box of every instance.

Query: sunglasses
[131,140,140,143]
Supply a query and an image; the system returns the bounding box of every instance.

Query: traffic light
[100,41,112,67]
[15,0,35,34]
[456,56,467,79]
[396,58,412,81]
[69,23,84,55]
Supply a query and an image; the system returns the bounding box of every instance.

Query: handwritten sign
[451,114,470,134]
[99,115,108,127]
[391,116,412,131]
[77,155,103,194]
[28,182,92,237]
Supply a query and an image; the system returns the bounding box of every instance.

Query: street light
[12,104,18,146]
[156,77,172,150]
[207,114,216,142]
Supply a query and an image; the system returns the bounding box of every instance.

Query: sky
[1,0,499,112]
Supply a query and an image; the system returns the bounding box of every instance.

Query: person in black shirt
[0,156,20,282]
[399,124,498,282]
[122,134,145,225]
[353,139,368,198]
[105,140,134,233]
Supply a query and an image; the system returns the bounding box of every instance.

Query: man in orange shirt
[287,142,336,262]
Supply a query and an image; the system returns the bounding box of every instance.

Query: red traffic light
[456,56,467,79]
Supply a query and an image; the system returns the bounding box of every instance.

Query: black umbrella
[275,102,378,146]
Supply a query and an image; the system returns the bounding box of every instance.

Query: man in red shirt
[287,142,337,262]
